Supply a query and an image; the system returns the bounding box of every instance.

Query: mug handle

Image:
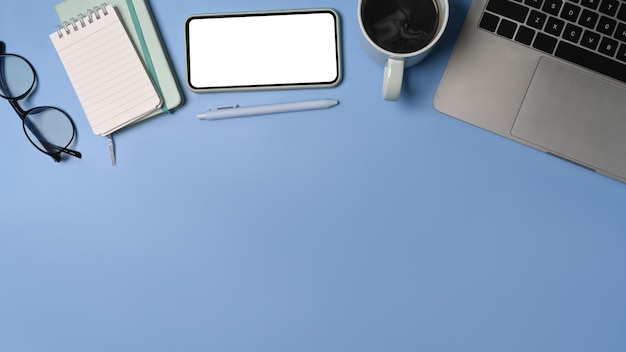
[383,57,404,101]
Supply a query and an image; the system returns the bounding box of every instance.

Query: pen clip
[197,104,239,119]
[209,104,239,111]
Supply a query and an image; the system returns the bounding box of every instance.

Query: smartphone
[185,9,342,92]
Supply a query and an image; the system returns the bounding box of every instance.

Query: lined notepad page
[50,4,162,136]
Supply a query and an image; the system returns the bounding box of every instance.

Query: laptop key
[597,16,617,36]
[498,19,518,38]
[599,0,619,16]
[581,0,600,10]
[480,12,501,32]
[516,25,536,44]
[578,9,599,29]
[525,0,544,9]
[561,3,582,22]
[581,30,601,50]
[599,37,619,56]
[555,41,626,82]
[545,16,565,36]
[533,32,558,52]
[486,0,530,22]
[527,10,548,29]
[542,0,563,15]
[618,4,626,22]
[563,23,584,42]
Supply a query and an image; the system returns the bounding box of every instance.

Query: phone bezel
[185,9,342,92]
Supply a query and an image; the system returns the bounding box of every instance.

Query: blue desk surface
[2,1,625,351]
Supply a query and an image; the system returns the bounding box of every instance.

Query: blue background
[1,0,625,351]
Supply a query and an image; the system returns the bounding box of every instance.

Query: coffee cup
[358,0,449,101]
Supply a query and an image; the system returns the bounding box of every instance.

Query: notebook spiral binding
[55,3,109,38]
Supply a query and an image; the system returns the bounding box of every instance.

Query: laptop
[434,0,626,183]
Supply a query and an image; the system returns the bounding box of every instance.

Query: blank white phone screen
[186,11,340,90]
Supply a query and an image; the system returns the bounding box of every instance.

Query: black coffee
[361,0,439,53]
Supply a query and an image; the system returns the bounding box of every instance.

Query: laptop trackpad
[511,58,626,177]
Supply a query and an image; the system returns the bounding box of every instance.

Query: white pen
[197,99,339,120]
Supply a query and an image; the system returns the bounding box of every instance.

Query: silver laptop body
[434,0,626,183]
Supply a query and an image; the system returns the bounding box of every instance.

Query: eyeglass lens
[0,54,35,99]
[23,107,76,155]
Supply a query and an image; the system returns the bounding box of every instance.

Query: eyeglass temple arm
[43,141,82,159]
[0,42,8,97]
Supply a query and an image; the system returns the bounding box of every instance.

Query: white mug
[358,0,449,101]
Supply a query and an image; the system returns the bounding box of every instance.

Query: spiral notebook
[49,4,162,136]
[53,0,183,117]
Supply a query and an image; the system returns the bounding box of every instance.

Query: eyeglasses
[0,41,81,162]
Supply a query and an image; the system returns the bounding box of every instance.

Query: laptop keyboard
[479,0,626,83]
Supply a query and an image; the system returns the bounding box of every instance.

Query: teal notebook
[54,0,183,123]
